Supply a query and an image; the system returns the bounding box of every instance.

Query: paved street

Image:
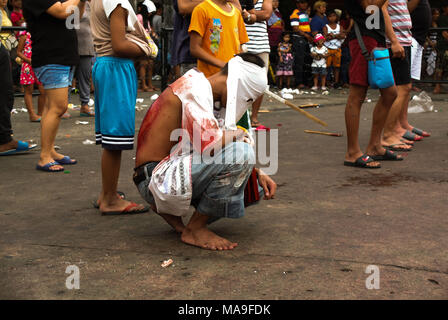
[1,86,447,299]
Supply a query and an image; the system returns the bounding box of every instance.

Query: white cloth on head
[224,56,268,130]
[143,0,157,13]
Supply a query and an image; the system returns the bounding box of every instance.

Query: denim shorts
[34,64,75,90]
[136,142,256,219]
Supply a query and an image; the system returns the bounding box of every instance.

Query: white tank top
[324,23,342,50]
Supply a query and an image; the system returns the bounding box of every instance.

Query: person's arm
[255,168,277,200]
[381,0,405,58]
[46,0,87,20]
[177,0,203,15]
[360,0,387,8]
[337,25,345,39]
[16,35,31,65]
[253,0,273,22]
[189,31,226,68]
[407,0,421,13]
[110,5,145,58]
[323,25,330,39]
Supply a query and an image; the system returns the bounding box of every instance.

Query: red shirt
[11,10,24,26]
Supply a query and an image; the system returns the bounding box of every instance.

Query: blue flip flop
[55,156,77,165]
[36,161,64,172]
[0,140,37,156]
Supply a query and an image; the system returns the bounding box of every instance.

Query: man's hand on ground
[257,169,277,200]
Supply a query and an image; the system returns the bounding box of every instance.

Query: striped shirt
[386,0,412,47]
[245,0,270,54]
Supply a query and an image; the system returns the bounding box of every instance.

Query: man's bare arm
[190,31,226,68]
[177,0,203,16]
[253,0,273,22]
[382,1,405,58]
[110,5,145,58]
[46,0,86,20]
[407,0,420,13]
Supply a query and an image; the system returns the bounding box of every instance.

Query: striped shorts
[92,56,137,150]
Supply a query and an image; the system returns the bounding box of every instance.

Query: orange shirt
[188,0,249,77]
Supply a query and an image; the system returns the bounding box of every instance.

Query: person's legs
[181,142,255,250]
[24,84,40,121]
[312,73,319,89]
[0,45,15,151]
[39,87,72,169]
[93,56,147,214]
[76,56,94,115]
[366,86,401,158]
[321,73,327,89]
[138,59,149,91]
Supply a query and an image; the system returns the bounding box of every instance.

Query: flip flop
[55,156,77,165]
[254,125,270,131]
[402,130,422,141]
[101,202,149,215]
[411,127,430,137]
[31,117,41,122]
[400,139,414,146]
[383,143,412,152]
[36,161,64,172]
[92,191,126,209]
[344,154,381,169]
[0,140,37,156]
[370,149,404,161]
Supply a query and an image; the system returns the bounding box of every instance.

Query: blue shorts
[34,64,75,90]
[92,56,137,150]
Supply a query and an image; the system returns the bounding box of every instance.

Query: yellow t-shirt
[188,0,249,77]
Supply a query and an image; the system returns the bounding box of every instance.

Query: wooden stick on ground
[264,89,328,127]
[304,130,343,137]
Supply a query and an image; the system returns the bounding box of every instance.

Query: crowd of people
[0,0,447,250]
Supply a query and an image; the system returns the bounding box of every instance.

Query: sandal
[344,154,381,169]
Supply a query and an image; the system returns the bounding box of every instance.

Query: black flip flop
[402,130,423,141]
[370,149,403,161]
[92,191,126,209]
[344,154,381,169]
[412,127,430,137]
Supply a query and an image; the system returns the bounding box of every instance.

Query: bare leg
[344,84,380,167]
[24,85,39,121]
[139,60,149,91]
[250,94,264,127]
[334,68,340,84]
[181,210,238,250]
[366,86,401,158]
[39,87,72,170]
[278,75,283,89]
[382,84,412,149]
[98,149,147,213]
[286,75,291,88]
[321,74,326,88]
[313,74,318,88]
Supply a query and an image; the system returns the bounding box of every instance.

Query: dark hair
[281,31,291,39]
[327,9,338,18]
[220,53,265,75]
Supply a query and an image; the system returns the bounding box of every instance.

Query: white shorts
[410,37,424,80]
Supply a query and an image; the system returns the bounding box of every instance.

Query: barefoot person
[23,0,87,172]
[134,53,277,250]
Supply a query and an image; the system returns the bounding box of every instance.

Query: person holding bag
[343,0,404,169]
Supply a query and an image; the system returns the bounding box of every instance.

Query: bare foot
[157,213,186,233]
[38,157,64,171]
[382,135,412,150]
[181,227,238,250]
[345,151,380,168]
[0,140,18,152]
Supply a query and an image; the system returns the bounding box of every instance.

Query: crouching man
[133,53,277,250]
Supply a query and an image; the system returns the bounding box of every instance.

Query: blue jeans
[136,142,255,219]
[34,64,75,90]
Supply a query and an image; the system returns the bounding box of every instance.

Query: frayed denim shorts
[34,64,75,90]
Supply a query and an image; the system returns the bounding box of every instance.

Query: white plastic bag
[408,91,434,113]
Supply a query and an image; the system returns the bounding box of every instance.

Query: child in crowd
[323,9,344,88]
[10,0,24,26]
[310,33,328,91]
[276,32,293,89]
[189,0,249,77]
[90,0,158,214]
[136,0,158,92]
[16,30,45,122]
[267,0,284,70]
